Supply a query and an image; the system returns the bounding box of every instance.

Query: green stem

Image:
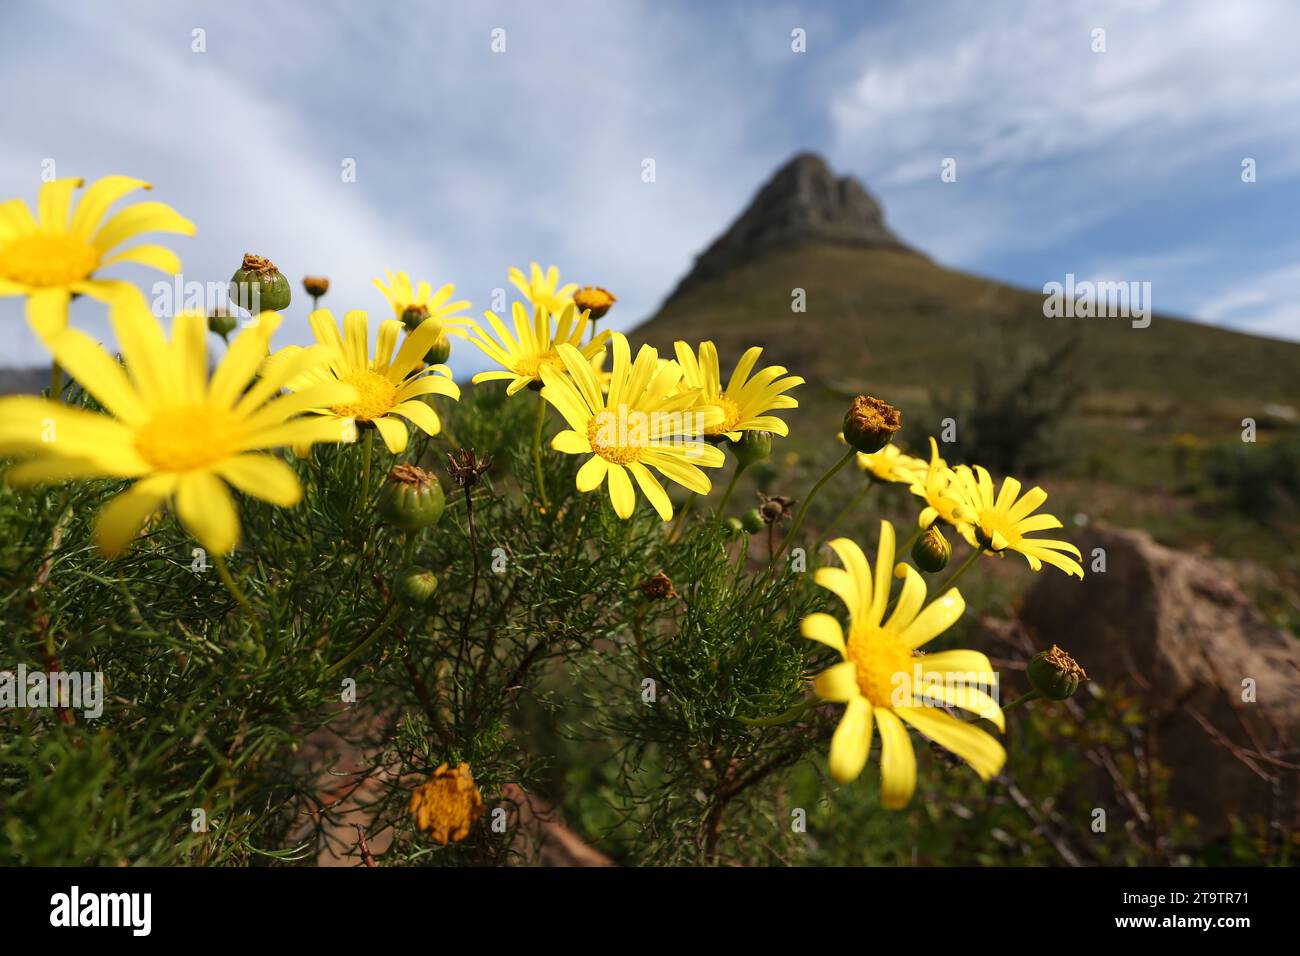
[402,531,416,567]
[1000,690,1042,714]
[812,477,873,553]
[737,697,821,727]
[668,491,697,542]
[360,429,374,504]
[328,601,402,676]
[50,362,63,402]
[711,460,747,528]
[935,544,986,595]
[533,392,549,509]
[214,554,262,641]
[771,448,856,568]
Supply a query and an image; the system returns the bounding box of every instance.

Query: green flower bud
[731,430,772,470]
[725,517,744,535]
[1025,645,1087,701]
[912,525,951,572]
[425,332,452,366]
[401,304,430,332]
[842,395,901,455]
[229,253,292,313]
[395,566,439,608]
[377,464,445,531]
[740,509,765,535]
[207,311,237,339]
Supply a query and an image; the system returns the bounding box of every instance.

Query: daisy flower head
[909,437,970,534]
[672,341,803,440]
[538,332,726,521]
[0,288,356,556]
[0,175,195,338]
[466,300,609,396]
[508,262,576,316]
[946,465,1084,578]
[802,521,1006,806]
[372,269,473,334]
[855,442,928,485]
[262,308,460,455]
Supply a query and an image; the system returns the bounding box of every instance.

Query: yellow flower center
[586,412,645,465]
[0,232,100,287]
[513,350,563,379]
[134,405,244,472]
[845,628,916,708]
[331,369,397,421]
[706,396,742,435]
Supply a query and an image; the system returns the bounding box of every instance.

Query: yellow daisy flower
[465,300,609,396]
[855,442,927,484]
[909,437,970,534]
[0,175,195,338]
[372,268,473,332]
[538,332,726,521]
[672,341,803,440]
[508,261,576,315]
[0,289,355,556]
[802,522,1006,806]
[946,465,1084,578]
[262,309,460,455]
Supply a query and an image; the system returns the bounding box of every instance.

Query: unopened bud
[731,430,772,470]
[229,253,292,312]
[912,525,951,572]
[1026,645,1087,700]
[395,566,439,608]
[377,464,446,531]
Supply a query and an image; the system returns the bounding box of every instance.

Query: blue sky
[2,0,1298,372]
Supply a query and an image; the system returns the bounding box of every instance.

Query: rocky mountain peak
[668,152,913,300]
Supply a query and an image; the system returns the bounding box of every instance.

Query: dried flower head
[757,492,795,525]
[302,275,330,297]
[446,448,492,489]
[842,395,901,454]
[640,571,677,602]
[409,762,485,845]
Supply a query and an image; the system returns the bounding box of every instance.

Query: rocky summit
[666,152,914,301]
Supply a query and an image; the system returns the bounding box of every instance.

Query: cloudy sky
[2,0,1298,371]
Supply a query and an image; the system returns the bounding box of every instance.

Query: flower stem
[771,448,856,568]
[812,477,873,553]
[360,429,374,504]
[1001,690,1042,714]
[935,544,985,594]
[711,461,747,528]
[50,362,63,402]
[214,554,262,641]
[737,697,821,727]
[328,600,401,676]
[533,392,550,509]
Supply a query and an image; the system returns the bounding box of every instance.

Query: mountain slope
[636,155,1300,446]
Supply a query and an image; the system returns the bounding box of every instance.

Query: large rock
[667,152,914,300]
[1018,525,1300,833]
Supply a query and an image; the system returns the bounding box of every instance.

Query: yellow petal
[390,399,442,437]
[875,709,917,809]
[897,706,1007,781]
[606,463,635,518]
[93,474,176,557]
[551,429,592,454]
[216,453,303,508]
[25,289,71,341]
[898,588,965,649]
[48,326,148,425]
[371,416,409,454]
[576,455,608,492]
[98,243,182,274]
[92,201,195,253]
[69,175,151,237]
[813,661,860,702]
[175,471,240,555]
[800,612,846,655]
[628,461,672,521]
[37,178,83,230]
[828,697,873,784]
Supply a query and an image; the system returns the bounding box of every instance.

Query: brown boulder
[1018,525,1299,833]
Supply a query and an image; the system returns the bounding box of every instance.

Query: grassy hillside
[634,242,1300,630]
